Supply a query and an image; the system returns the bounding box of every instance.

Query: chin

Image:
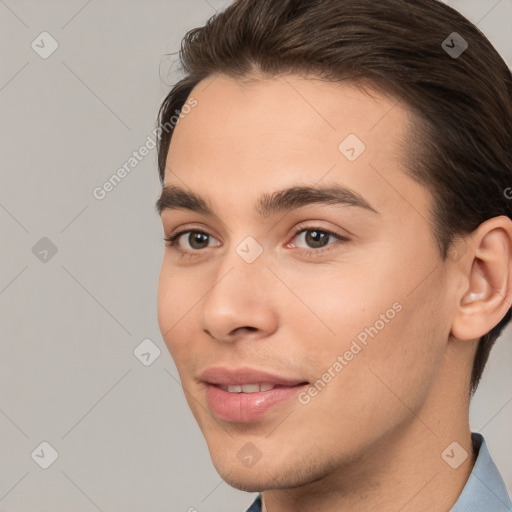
[220,472,268,493]
[209,455,279,492]
[210,451,317,493]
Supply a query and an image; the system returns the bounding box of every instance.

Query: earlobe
[451,216,512,341]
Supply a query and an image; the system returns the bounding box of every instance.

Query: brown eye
[164,230,221,251]
[304,230,331,248]
[186,232,210,250]
[293,228,341,249]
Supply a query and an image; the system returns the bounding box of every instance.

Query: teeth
[220,383,276,393]
[240,384,260,393]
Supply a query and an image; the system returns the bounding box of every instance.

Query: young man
[155,0,512,510]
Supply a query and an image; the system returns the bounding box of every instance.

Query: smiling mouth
[204,381,310,423]
[199,366,310,422]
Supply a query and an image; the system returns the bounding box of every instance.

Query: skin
[156,74,512,512]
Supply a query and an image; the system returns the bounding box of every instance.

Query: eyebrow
[155,183,379,217]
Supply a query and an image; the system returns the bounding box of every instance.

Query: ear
[451,215,512,341]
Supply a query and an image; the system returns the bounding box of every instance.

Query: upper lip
[199,366,308,386]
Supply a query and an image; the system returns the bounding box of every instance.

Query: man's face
[157,74,454,490]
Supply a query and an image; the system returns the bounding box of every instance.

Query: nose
[198,247,279,344]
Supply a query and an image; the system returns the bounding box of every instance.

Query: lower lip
[205,383,308,423]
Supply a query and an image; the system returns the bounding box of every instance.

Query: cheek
[290,298,448,453]
[342,281,448,409]
[286,258,448,401]
[156,263,174,337]
[157,262,195,358]
[274,263,394,362]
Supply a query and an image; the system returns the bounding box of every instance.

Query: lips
[200,366,309,422]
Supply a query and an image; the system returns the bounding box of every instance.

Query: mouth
[200,367,309,423]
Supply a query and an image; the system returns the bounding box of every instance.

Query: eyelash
[163,222,349,259]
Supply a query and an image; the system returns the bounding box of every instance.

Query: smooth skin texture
[157,74,512,512]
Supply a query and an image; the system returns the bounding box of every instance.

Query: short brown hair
[156,0,512,396]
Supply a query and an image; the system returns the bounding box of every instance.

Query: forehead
[169,73,407,153]
[163,73,429,220]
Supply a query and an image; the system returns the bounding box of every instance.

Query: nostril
[231,326,257,336]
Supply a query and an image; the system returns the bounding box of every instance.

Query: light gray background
[0,1,511,511]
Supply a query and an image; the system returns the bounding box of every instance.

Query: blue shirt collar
[450,432,511,511]
[244,433,511,512]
